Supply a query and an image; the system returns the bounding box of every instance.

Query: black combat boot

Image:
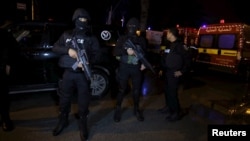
[166,112,181,122]
[134,106,144,121]
[158,106,170,114]
[132,91,144,121]
[52,113,69,136]
[1,99,14,131]
[113,106,121,122]
[79,116,88,141]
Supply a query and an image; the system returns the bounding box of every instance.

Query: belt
[65,68,83,73]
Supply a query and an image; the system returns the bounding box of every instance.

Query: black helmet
[72,8,91,21]
[126,17,140,29]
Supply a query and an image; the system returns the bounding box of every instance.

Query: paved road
[1,71,250,141]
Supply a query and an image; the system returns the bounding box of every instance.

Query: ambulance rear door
[196,23,242,73]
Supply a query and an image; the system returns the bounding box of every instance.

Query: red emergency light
[220,19,225,24]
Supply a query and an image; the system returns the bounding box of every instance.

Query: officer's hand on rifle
[77,62,83,69]
[140,64,146,71]
[6,65,10,76]
[174,71,182,77]
[159,70,163,77]
[68,48,77,59]
[127,48,135,55]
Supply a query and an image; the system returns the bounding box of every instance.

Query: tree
[140,0,149,32]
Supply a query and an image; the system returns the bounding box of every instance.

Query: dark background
[1,0,249,30]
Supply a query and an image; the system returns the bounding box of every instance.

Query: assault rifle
[125,39,156,74]
[71,37,92,81]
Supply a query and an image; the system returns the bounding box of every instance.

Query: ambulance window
[218,34,235,49]
[200,35,213,47]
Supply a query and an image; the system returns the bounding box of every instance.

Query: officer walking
[52,8,100,141]
[113,17,147,122]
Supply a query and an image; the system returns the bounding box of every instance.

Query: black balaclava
[72,8,91,31]
[126,17,140,36]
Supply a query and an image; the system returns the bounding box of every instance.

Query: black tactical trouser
[164,70,181,114]
[116,64,142,107]
[59,70,91,117]
[0,71,11,122]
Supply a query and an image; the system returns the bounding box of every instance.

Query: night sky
[1,0,249,30]
[147,0,248,29]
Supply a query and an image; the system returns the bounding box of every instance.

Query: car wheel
[90,69,110,98]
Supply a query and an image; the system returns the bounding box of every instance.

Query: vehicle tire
[90,68,110,98]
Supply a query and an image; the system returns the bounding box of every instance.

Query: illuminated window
[218,34,235,49]
[200,35,213,47]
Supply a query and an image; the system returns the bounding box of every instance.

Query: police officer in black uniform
[0,19,17,132]
[113,17,146,122]
[52,8,100,141]
[160,27,190,122]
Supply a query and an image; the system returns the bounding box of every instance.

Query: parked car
[90,24,124,97]
[8,21,123,98]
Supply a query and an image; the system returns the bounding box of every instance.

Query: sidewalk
[184,74,250,125]
[1,73,250,141]
[0,91,208,141]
